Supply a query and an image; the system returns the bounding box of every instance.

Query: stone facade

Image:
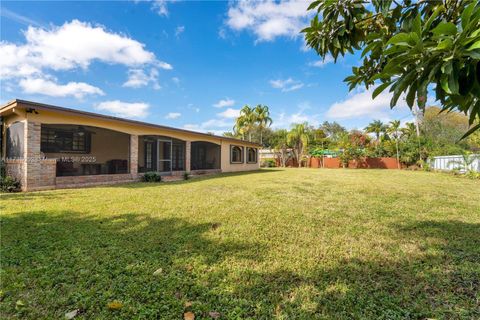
[185,141,191,172]
[56,173,138,189]
[130,134,138,177]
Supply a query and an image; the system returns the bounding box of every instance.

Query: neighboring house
[0,99,260,191]
[430,154,480,172]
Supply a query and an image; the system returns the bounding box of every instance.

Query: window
[247,147,257,163]
[230,145,243,163]
[6,121,24,159]
[41,126,90,153]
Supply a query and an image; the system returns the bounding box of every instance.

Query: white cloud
[183,108,239,134]
[213,98,235,108]
[308,55,335,68]
[326,86,408,120]
[165,112,181,119]
[95,100,149,119]
[272,111,320,128]
[0,20,171,95]
[175,25,185,37]
[226,0,311,42]
[0,20,158,79]
[270,78,304,92]
[123,68,161,89]
[19,78,104,98]
[145,0,180,17]
[171,77,180,85]
[217,108,240,119]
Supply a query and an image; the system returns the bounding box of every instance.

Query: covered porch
[137,136,221,175]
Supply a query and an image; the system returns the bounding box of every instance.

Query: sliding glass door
[157,139,172,173]
[140,136,185,174]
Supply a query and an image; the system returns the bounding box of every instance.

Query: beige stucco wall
[221,141,260,172]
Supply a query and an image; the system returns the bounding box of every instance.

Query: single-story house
[0,99,260,191]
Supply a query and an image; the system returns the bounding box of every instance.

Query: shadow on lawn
[2,212,479,319]
[1,211,265,318]
[118,168,284,189]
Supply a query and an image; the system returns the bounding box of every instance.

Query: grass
[1,168,479,319]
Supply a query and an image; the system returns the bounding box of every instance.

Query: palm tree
[287,123,310,168]
[233,105,256,141]
[387,120,402,169]
[254,104,272,145]
[401,122,417,138]
[272,129,290,167]
[365,120,387,144]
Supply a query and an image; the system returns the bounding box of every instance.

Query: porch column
[185,140,191,172]
[130,134,138,177]
[24,120,41,191]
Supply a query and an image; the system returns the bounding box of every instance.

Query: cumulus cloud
[326,86,408,120]
[308,55,335,68]
[123,68,161,89]
[225,0,311,42]
[0,20,171,96]
[0,20,159,78]
[217,108,240,119]
[95,100,150,119]
[165,112,181,119]
[19,78,104,99]
[270,78,304,92]
[184,107,239,134]
[213,98,235,108]
[183,118,232,135]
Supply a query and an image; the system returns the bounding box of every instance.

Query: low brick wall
[191,169,221,175]
[31,159,57,190]
[310,157,402,169]
[56,173,139,189]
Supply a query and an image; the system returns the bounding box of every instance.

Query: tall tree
[387,120,403,169]
[365,120,387,144]
[271,129,290,167]
[303,0,480,136]
[254,104,273,145]
[320,121,347,143]
[287,123,310,168]
[234,105,256,141]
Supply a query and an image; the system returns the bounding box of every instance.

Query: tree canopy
[303,0,480,135]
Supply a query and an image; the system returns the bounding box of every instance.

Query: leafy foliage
[0,160,21,193]
[232,105,272,144]
[303,0,480,134]
[0,176,21,193]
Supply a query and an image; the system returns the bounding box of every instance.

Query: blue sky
[0,0,415,134]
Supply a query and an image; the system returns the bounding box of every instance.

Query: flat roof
[0,99,261,147]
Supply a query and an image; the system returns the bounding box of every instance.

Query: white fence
[430,154,480,172]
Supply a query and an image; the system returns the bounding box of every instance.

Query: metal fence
[430,154,480,172]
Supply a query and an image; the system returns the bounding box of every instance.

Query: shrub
[465,171,480,179]
[261,159,276,168]
[183,172,190,180]
[142,172,161,182]
[1,176,21,192]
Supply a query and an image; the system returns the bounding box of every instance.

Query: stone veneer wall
[56,173,138,189]
[5,159,25,187]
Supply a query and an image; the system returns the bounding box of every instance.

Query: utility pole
[412,102,421,138]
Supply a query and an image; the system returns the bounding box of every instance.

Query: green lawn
[1,169,479,319]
